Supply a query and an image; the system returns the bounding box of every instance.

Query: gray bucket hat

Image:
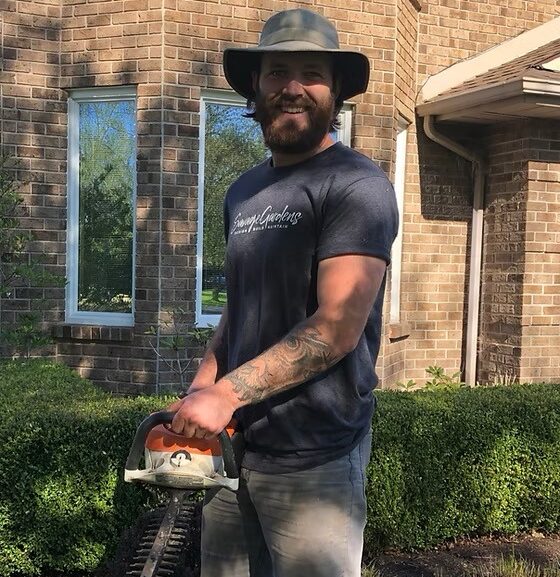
[223,9,370,102]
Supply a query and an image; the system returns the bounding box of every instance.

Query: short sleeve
[316,176,398,264]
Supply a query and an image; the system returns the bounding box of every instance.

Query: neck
[271,134,336,168]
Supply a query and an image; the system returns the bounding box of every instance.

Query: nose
[281,77,305,97]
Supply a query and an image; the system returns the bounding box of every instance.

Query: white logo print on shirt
[231,205,303,235]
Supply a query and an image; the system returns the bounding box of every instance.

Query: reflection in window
[198,98,267,323]
[67,88,136,326]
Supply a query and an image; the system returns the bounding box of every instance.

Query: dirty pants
[200,431,372,577]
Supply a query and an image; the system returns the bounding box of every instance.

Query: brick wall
[394,0,418,121]
[479,119,560,385]
[403,124,472,385]
[520,120,560,383]
[331,0,396,173]
[479,122,528,384]
[3,0,558,391]
[0,0,65,356]
[418,0,560,82]
[56,0,164,392]
[1,0,400,392]
[379,0,420,387]
[387,0,560,387]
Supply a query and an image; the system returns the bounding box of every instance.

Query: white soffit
[543,57,560,72]
[418,15,560,104]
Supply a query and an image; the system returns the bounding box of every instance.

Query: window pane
[78,100,135,313]
[202,103,267,315]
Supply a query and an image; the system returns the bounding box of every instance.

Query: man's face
[253,52,336,155]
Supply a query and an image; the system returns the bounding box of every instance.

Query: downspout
[423,115,486,386]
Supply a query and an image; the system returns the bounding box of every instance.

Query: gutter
[423,116,486,386]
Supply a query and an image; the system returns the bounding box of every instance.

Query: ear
[251,71,258,92]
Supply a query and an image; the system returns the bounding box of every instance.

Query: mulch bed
[370,532,560,576]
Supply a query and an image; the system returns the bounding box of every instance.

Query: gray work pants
[200,431,372,577]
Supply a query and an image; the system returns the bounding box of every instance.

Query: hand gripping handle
[124,410,239,480]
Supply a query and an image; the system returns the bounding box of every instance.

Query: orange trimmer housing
[124,412,239,491]
[145,422,237,455]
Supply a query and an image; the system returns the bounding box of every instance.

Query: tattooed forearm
[227,363,268,403]
[225,326,343,404]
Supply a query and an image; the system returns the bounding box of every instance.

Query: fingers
[167,386,233,440]
[170,412,194,437]
[167,397,184,412]
[164,398,185,431]
[170,412,218,439]
[195,428,217,440]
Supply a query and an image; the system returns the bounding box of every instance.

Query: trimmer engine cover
[124,413,238,491]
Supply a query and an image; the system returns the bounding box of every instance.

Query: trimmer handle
[125,410,239,480]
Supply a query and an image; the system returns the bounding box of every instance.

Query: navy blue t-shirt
[223,142,398,473]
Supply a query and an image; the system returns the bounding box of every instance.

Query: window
[390,118,408,324]
[196,90,353,326]
[66,87,136,327]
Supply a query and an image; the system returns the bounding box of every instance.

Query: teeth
[281,108,305,113]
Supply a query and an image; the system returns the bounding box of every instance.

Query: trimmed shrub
[3,359,560,575]
[366,385,560,553]
[0,359,170,577]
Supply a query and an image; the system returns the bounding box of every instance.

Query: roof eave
[416,75,560,122]
[417,16,560,104]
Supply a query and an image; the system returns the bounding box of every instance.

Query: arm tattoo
[226,326,342,404]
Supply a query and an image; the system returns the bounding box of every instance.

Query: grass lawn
[202,289,227,307]
[363,555,560,576]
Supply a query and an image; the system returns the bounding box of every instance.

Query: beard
[253,89,335,155]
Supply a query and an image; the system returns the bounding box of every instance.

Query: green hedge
[0,359,170,577]
[366,384,560,553]
[2,359,560,576]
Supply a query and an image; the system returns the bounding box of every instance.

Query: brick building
[1,0,559,392]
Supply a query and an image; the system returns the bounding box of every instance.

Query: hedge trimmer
[123,411,239,577]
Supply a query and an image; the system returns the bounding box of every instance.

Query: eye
[268,69,287,79]
[304,70,326,81]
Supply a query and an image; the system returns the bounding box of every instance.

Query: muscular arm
[189,305,229,391]
[167,307,228,414]
[171,254,387,437]
[223,254,386,403]
[226,325,337,403]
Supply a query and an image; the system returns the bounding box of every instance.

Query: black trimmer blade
[124,490,199,577]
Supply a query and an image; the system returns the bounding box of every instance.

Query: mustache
[270,95,315,110]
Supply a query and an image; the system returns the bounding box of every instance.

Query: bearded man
[168,8,399,577]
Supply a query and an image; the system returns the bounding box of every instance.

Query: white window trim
[66,86,137,327]
[336,106,352,144]
[196,90,353,327]
[390,118,408,324]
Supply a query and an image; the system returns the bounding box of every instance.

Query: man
[169,8,398,577]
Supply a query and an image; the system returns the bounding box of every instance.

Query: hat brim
[223,45,370,102]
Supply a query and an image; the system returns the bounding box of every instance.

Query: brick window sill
[52,324,134,343]
[388,322,411,341]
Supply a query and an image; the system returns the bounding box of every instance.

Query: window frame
[389,117,408,324]
[66,86,137,327]
[196,89,353,327]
